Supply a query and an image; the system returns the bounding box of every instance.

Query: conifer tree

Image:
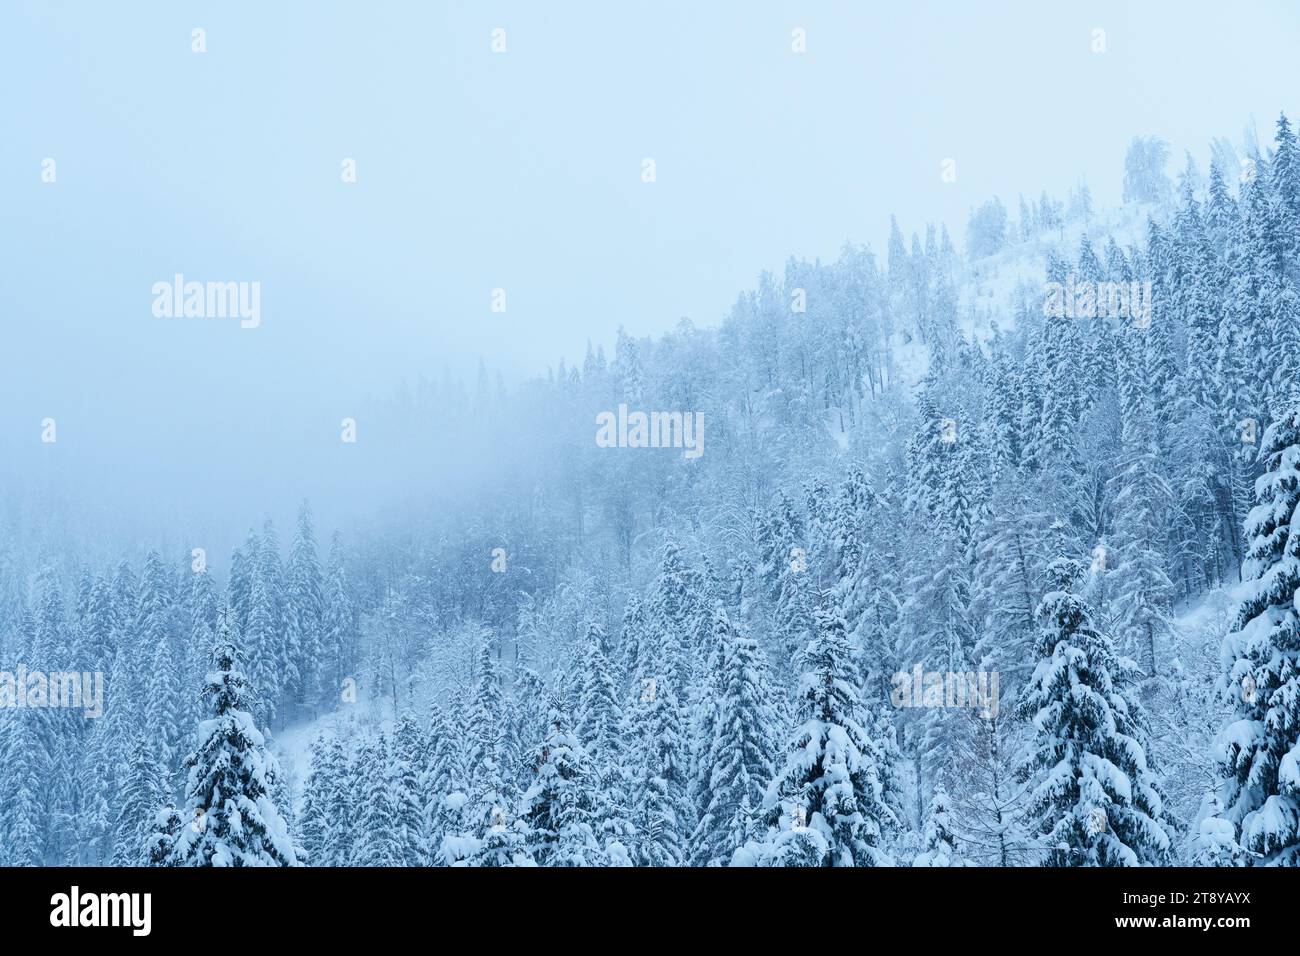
[520,709,602,866]
[627,685,689,867]
[288,501,326,714]
[0,711,48,865]
[1017,558,1175,866]
[625,623,691,866]
[258,521,292,722]
[450,643,532,866]
[574,624,629,848]
[146,808,183,866]
[392,712,429,865]
[109,734,169,866]
[132,552,172,690]
[80,578,118,676]
[913,786,959,867]
[322,532,356,708]
[352,735,404,866]
[1212,401,1300,864]
[244,568,281,729]
[753,605,896,867]
[319,734,357,866]
[1108,330,1176,674]
[145,633,185,780]
[423,701,463,865]
[170,608,298,867]
[689,605,777,865]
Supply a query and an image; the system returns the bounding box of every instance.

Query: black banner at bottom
[0,866,1282,942]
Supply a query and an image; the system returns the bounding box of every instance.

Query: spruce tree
[298,735,332,866]
[322,532,356,708]
[423,701,463,865]
[754,605,896,866]
[627,682,689,867]
[520,708,602,866]
[244,569,280,729]
[146,808,183,866]
[352,735,404,866]
[689,605,777,865]
[392,712,429,865]
[0,710,47,865]
[109,733,169,866]
[1212,401,1300,864]
[1108,330,1176,674]
[451,643,532,866]
[288,501,326,714]
[170,608,298,866]
[1017,558,1175,866]
[912,786,958,867]
[574,624,630,849]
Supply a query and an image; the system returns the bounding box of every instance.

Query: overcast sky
[2,0,1298,551]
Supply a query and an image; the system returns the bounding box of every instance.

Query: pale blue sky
[2,0,1297,547]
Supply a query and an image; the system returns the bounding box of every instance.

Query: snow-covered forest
[3,116,1300,868]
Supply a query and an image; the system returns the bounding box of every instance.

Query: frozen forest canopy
[4,115,1300,868]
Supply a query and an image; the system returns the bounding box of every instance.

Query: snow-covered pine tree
[904,393,951,527]
[80,578,118,678]
[1107,329,1176,675]
[132,551,172,686]
[260,521,293,721]
[287,501,326,716]
[321,733,358,866]
[772,538,818,671]
[170,608,298,866]
[146,808,183,866]
[244,567,280,730]
[322,531,356,709]
[1017,557,1175,866]
[0,710,47,865]
[1212,399,1300,865]
[689,604,777,865]
[618,595,651,691]
[423,701,464,866]
[109,733,169,866]
[227,531,258,635]
[351,734,404,866]
[448,642,532,866]
[749,604,896,867]
[912,786,958,867]
[574,623,630,850]
[520,708,602,866]
[298,735,332,866]
[506,665,549,792]
[184,567,219,729]
[145,632,185,782]
[625,596,692,867]
[392,712,429,865]
[648,542,698,702]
